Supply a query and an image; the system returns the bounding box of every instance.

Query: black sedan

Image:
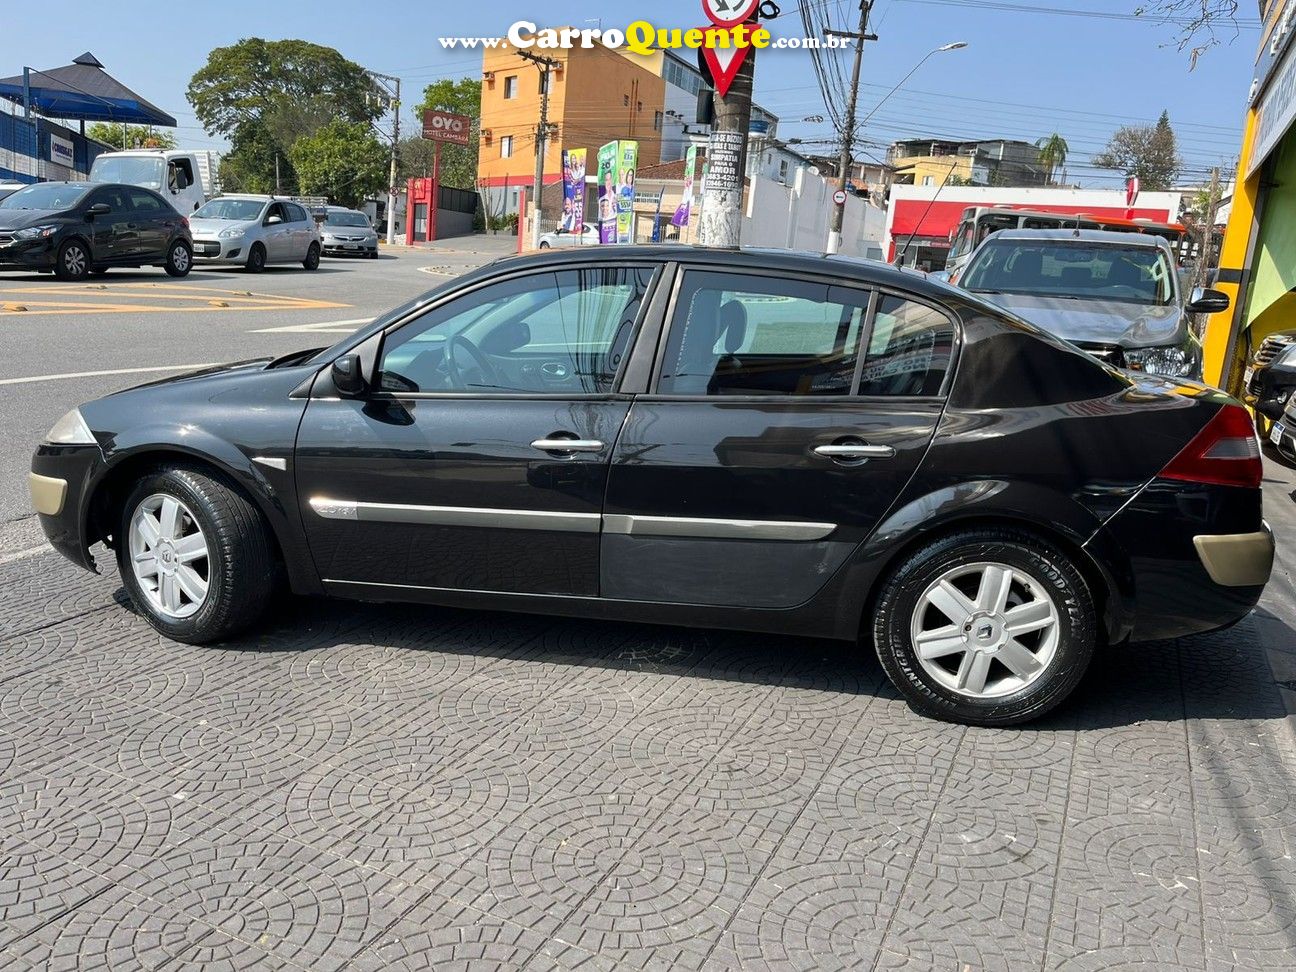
[29,247,1275,726]
[0,181,192,280]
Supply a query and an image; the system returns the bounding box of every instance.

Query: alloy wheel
[909,561,1060,699]
[128,493,210,619]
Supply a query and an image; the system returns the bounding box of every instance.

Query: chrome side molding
[252,456,288,471]
[603,513,836,541]
[308,497,600,533]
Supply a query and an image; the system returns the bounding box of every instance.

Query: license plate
[343,244,359,250]
[1273,421,1286,445]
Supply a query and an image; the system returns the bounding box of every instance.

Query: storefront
[1204,1,1296,392]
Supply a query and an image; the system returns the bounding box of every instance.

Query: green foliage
[217,123,289,194]
[1091,111,1182,191]
[87,124,177,150]
[409,77,481,189]
[1035,133,1069,184]
[289,120,387,208]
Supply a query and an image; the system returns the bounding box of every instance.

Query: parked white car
[320,206,379,258]
[189,196,322,272]
[538,223,599,248]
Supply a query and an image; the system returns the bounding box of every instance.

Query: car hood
[974,292,1188,348]
[189,217,255,236]
[0,208,64,230]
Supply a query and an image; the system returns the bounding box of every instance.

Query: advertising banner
[597,141,618,243]
[49,133,74,168]
[561,148,587,234]
[672,145,697,227]
[616,140,639,244]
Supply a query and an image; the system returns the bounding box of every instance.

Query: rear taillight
[1159,404,1262,489]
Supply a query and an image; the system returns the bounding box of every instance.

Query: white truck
[88,149,218,214]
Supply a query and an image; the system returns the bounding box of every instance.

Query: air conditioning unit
[483,71,495,82]
[481,129,492,140]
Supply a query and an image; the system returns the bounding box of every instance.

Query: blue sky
[0,0,1260,188]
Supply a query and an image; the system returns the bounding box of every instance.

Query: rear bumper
[1104,479,1270,642]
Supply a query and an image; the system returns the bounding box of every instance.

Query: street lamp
[826,40,969,254]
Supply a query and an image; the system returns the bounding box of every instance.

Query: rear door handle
[532,438,604,453]
[813,444,896,460]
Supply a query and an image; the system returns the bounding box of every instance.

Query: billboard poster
[672,145,697,227]
[596,141,618,244]
[616,140,639,243]
[561,148,587,235]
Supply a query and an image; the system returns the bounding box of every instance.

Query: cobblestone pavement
[0,467,1294,969]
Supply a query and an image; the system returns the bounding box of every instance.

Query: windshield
[0,183,90,210]
[194,199,265,221]
[326,212,370,228]
[90,156,165,189]
[961,239,1175,306]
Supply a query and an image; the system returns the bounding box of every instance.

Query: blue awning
[0,53,176,127]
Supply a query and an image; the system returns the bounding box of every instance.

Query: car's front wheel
[246,243,266,273]
[302,242,320,270]
[164,240,192,277]
[538,241,550,249]
[54,239,91,281]
[871,528,1096,726]
[117,466,277,644]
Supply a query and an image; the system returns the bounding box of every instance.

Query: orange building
[477,37,666,216]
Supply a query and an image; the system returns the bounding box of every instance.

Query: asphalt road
[1,239,1295,968]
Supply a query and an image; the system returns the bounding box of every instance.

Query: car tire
[302,242,320,270]
[164,240,192,278]
[54,239,91,281]
[538,241,550,249]
[246,243,267,273]
[116,466,278,644]
[871,527,1097,727]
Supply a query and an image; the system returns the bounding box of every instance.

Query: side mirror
[331,354,367,397]
[87,202,110,217]
[1187,287,1230,315]
[266,215,283,226]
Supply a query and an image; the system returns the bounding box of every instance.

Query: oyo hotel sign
[421,110,472,147]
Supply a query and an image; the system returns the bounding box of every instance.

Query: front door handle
[813,443,896,461]
[532,437,604,453]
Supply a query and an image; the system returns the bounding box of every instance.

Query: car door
[261,202,290,261]
[284,203,313,258]
[125,189,170,261]
[601,267,956,608]
[294,262,660,596]
[83,186,133,263]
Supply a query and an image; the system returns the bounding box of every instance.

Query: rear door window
[857,296,956,397]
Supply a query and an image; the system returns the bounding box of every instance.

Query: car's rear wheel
[117,466,277,644]
[54,239,91,281]
[538,241,550,249]
[246,242,266,273]
[871,528,1096,726]
[164,240,192,277]
[302,242,320,270]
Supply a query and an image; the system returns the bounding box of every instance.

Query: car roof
[983,228,1168,248]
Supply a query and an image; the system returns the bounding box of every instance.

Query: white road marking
[0,363,220,386]
[250,318,370,334]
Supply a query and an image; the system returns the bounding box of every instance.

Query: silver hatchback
[189,196,322,272]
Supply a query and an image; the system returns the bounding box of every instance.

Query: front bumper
[0,236,58,270]
[322,240,378,256]
[29,443,105,572]
[191,239,245,264]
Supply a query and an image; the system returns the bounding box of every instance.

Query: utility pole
[368,71,402,247]
[698,45,757,247]
[518,49,560,251]
[825,1,876,254]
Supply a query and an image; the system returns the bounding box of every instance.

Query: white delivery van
[89,150,208,214]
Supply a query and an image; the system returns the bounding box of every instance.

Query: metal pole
[826,2,872,254]
[519,51,558,251]
[698,43,757,247]
[430,140,440,243]
[22,67,31,120]
[386,76,401,247]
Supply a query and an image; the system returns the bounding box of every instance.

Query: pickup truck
[89,150,210,214]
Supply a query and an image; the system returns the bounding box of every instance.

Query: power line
[892,0,1261,29]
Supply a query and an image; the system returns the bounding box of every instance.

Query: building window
[501,135,513,158]
[653,110,663,132]
[779,160,789,179]
[504,75,518,99]
[921,175,935,186]
[637,101,643,112]
[623,94,630,106]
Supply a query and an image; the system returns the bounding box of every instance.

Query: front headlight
[14,224,57,240]
[218,226,246,240]
[1125,346,1194,378]
[44,408,95,445]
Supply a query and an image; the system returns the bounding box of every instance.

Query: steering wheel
[445,334,500,390]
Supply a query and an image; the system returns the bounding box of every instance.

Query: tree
[1134,2,1241,67]
[410,78,481,189]
[188,38,382,190]
[1092,111,1182,191]
[1035,133,1069,185]
[289,120,387,207]
[87,123,177,150]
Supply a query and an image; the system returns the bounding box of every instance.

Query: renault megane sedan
[29,246,1275,726]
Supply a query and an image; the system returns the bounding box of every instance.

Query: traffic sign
[833,188,847,206]
[703,0,761,27]
[699,28,760,97]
